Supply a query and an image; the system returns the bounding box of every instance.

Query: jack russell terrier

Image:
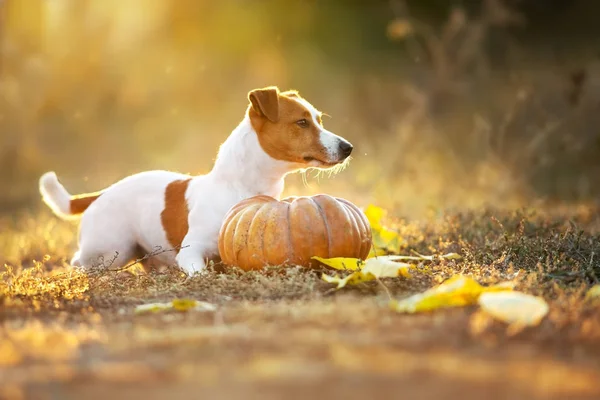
[39,86,353,275]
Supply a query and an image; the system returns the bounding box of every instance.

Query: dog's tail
[39,172,102,220]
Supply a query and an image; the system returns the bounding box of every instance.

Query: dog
[39,86,353,275]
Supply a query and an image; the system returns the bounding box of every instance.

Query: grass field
[1,203,600,400]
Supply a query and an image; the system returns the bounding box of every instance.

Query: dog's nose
[339,141,353,158]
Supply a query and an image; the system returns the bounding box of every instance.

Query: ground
[1,205,600,400]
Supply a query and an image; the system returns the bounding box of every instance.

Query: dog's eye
[296,119,309,128]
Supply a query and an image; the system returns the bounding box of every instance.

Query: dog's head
[247,86,353,169]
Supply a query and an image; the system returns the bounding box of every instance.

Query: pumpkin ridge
[336,198,372,258]
[261,204,278,266]
[340,199,368,257]
[286,202,295,263]
[223,211,244,264]
[247,202,271,269]
[219,204,245,258]
[310,197,331,258]
[339,202,360,256]
[233,205,259,265]
[288,197,319,265]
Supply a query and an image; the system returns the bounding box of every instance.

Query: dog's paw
[178,261,207,277]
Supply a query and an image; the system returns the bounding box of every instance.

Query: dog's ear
[248,86,280,122]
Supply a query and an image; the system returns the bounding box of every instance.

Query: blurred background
[1,0,600,219]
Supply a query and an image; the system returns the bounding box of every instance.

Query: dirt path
[2,295,600,400]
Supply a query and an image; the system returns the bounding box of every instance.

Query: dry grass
[1,204,600,400]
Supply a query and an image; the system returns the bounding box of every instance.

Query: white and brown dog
[39,86,353,275]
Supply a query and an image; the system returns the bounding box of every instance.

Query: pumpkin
[218,194,372,271]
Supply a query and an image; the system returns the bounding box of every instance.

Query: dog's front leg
[175,202,225,276]
[175,208,220,275]
[175,238,208,276]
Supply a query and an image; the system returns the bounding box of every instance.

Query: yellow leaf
[367,247,387,258]
[135,302,172,314]
[585,284,600,300]
[192,301,217,312]
[364,204,386,230]
[311,256,363,271]
[442,253,463,260]
[321,273,359,289]
[361,257,413,278]
[172,298,200,311]
[364,204,403,253]
[390,275,514,313]
[135,299,216,314]
[321,256,413,289]
[478,292,549,327]
[376,228,402,253]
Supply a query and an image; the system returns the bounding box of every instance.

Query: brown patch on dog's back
[161,179,191,251]
[70,192,102,215]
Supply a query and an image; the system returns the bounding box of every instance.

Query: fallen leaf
[367,247,388,258]
[134,302,171,314]
[364,204,386,230]
[135,299,216,314]
[585,284,600,300]
[391,275,515,313]
[172,298,200,311]
[321,273,357,289]
[364,204,403,253]
[478,291,549,327]
[361,257,413,278]
[311,256,363,271]
[442,253,463,260]
[376,228,403,253]
[193,301,219,312]
[320,256,413,289]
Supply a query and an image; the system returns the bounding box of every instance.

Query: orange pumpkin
[218,194,372,271]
